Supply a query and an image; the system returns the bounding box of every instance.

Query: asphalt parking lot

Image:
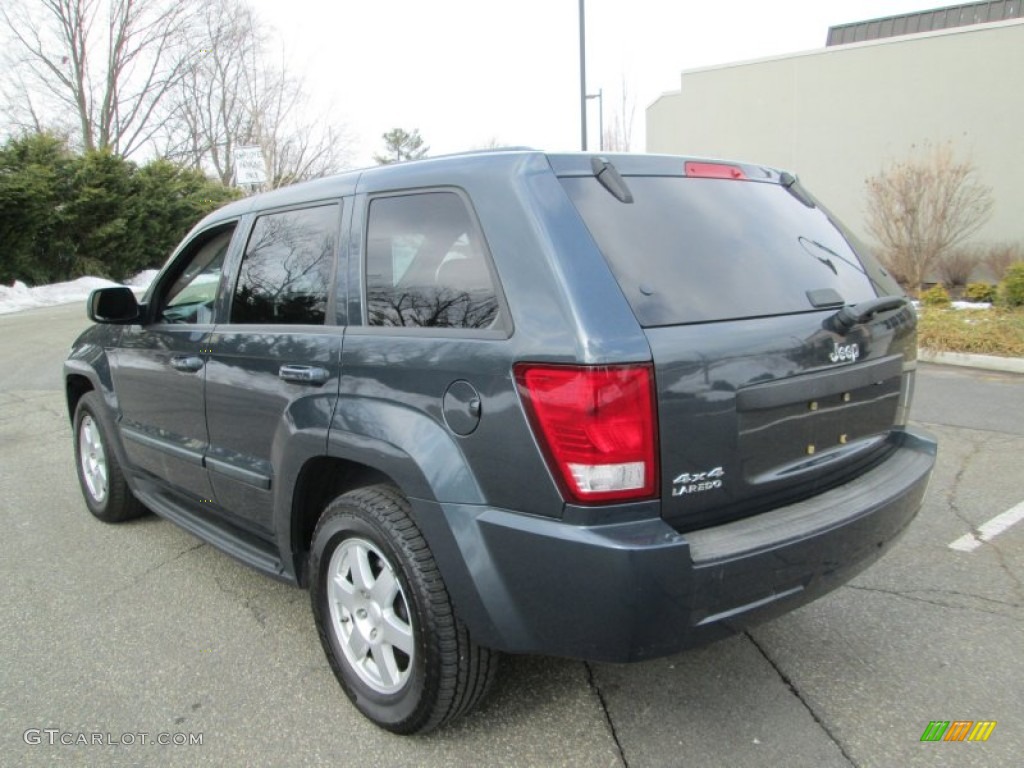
[2,302,1021,768]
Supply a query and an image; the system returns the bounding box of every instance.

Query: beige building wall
[646,20,1024,249]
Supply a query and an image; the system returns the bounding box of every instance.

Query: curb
[919,349,1024,375]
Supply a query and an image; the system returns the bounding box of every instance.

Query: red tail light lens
[684,161,746,180]
[514,363,659,503]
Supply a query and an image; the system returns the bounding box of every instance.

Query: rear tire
[310,484,497,734]
[73,392,147,523]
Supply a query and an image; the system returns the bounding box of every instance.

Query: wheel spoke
[347,629,370,662]
[381,612,414,656]
[375,646,400,688]
[331,573,358,614]
[370,566,398,606]
[351,545,376,592]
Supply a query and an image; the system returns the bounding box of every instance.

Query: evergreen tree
[0,133,77,284]
[0,133,240,285]
[373,128,429,165]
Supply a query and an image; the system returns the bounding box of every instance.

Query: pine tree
[373,129,429,165]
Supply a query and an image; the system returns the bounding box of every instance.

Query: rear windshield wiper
[780,171,816,208]
[829,296,909,333]
[591,157,634,204]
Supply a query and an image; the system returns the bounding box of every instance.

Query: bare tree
[472,136,505,150]
[1,0,196,157]
[937,246,981,295]
[162,0,351,189]
[252,70,352,188]
[161,0,256,182]
[602,75,636,153]
[983,242,1023,281]
[864,144,993,295]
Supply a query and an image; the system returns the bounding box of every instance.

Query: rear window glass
[560,176,879,326]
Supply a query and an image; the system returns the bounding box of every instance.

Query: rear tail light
[514,363,659,503]
[684,161,746,180]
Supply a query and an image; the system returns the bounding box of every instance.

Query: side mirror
[88,286,140,324]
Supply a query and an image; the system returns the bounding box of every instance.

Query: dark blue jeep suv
[65,150,936,733]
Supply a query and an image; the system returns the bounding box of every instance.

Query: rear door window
[230,204,339,325]
[364,191,503,330]
[560,176,880,326]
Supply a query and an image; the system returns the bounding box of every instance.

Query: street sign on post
[233,146,266,186]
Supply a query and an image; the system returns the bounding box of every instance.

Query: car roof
[194,149,787,231]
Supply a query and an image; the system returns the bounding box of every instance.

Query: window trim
[358,186,512,337]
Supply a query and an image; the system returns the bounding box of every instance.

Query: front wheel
[310,485,497,734]
[73,392,147,523]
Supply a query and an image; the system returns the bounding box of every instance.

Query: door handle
[278,365,330,385]
[170,355,204,373]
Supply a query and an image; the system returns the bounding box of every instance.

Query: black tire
[310,484,498,734]
[73,391,147,523]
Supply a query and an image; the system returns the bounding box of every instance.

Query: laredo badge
[673,467,725,497]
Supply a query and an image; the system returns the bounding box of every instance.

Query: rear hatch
[556,155,917,532]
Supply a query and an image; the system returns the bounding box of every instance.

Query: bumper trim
[696,584,804,626]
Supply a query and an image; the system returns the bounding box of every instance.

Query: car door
[112,222,239,503]
[203,201,347,536]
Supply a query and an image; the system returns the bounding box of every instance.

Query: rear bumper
[415,428,936,662]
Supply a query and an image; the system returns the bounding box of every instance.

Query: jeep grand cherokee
[66,150,936,733]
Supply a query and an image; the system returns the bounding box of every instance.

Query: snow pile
[125,269,159,289]
[0,270,158,316]
[0,276,120,315]
[913,300,993,311]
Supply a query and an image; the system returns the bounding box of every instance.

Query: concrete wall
[646,20,1024,249]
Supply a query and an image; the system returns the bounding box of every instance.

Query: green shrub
[964,282,996,303]
[920,284,951,307]
[998,262,1024,307]
[0,133,239,285]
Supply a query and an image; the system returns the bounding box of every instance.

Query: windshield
[560,175,881,326]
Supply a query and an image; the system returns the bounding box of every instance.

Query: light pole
[586,88,604,151]
[579,0,588,150]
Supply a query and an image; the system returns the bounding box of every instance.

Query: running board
[132,478,291,583]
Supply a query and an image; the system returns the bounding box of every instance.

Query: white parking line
[949,500,1024,552]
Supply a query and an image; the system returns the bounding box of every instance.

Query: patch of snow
[0,269,160,316]
[125,269,159,290]
[0,276,121,315]
[914,299,993,311]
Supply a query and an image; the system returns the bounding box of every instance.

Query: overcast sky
[248,0,944,166]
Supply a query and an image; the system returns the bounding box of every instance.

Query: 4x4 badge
[830,341,860,364]
[672,466,725,497]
